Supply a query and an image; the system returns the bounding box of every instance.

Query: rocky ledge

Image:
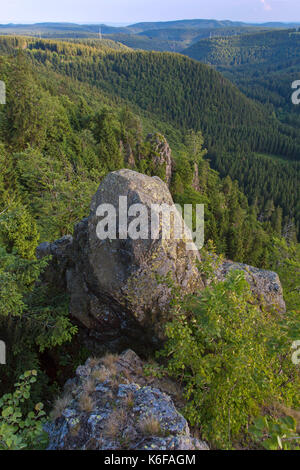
[45,350,209,451]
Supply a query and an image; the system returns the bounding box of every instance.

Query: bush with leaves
[159,259,300,448]
[268,237,300,313]
[0,370,48,450]
[249,415,299,450]
[0,244,78,398]
[0,245,48,318]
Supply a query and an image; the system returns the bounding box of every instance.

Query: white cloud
[260,0,272,11]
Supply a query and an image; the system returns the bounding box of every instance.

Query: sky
[0,0,299,25]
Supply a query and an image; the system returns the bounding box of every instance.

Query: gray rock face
[39,169,202,347]
[121,140,136,168]
[192,162,200,191]
[45,350,209,451]
[145,133,174,186]
[217,261,286,313]
[36,236,73,290]
[86,170,201,334]
[37,169,286,351]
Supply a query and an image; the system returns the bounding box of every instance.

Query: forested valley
[0,34,299,450]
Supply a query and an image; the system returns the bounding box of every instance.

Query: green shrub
[0,370,48,450]
[159,268,300,448]
[249,415,299,450]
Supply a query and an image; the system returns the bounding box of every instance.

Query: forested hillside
[184,29,300,65]
[0,38,279,259]
[0,34,299,451]
[1,35,297,237]
[105,26,272,52]
[0,39,284,396]
[201,29,300,121]
[183,29,300,237]
[183,29,300,144]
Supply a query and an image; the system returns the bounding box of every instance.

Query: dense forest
[0,34,299,450]
[184,29,300,65]
[183,29,300,237]
[0,35,298,238]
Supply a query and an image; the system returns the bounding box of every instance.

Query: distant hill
[183,29,300,65]
[126,19,247,32]
[106,26,271,53]
[127,19,300,33]
[182,28,300,235]
[182,29,300,148]
[0,35,129,55]
[0,20,299,50]
[0,22,131,39]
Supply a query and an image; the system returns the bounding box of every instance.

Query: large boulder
[37,169,285,352]
[83,169,201,334]
[38,170,202,350]
[45,350,209,451]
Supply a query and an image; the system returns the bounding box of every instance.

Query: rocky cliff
[37,169,285,355]
[144,133,174,187]
[37,169,202,353]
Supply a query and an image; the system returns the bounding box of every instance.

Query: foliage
[249,415,299,450]
[0,203,39,260]
[159,262,300,448]
[0,245,48,318]
[173,138,271,266]
[0,243,77,398]
[269,238,300,313]
[0,370,48,450]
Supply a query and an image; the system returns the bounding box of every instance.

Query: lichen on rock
[45,350,209,451]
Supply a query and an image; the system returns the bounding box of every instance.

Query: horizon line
[1,18,300,27]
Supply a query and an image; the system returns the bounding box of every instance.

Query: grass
[101,353,119,372]
[91,367,110,382]
[139,416,164,437]
[123,391,135,409]
[50,394,72,421]
[83,377,96,394]
[104,408,127,439]
[88,357,101,368]
[79,392,95,413]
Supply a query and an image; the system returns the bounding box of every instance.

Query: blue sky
[1,0,299,24]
